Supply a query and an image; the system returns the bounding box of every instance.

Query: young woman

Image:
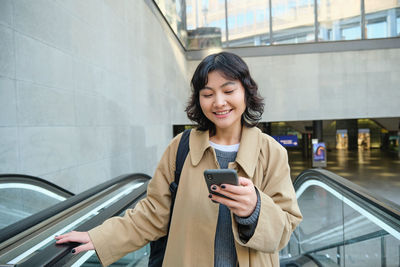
[56,52,302,266]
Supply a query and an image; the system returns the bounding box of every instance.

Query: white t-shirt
[209,141,240,152]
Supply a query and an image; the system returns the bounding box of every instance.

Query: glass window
[365,1,400,39]
[226,0,270,47]
[154,0,186,43]
[154,0,399,50]
[256,9,265,23]
[318,0,361,41]
[186,0,226,49]
[366,21,387,39]
[228,15,236,29]
[237,13,245,27]
[246,11,254,25]
[272,0,315,44]
[342,24,362,40]
[397,16,400,35]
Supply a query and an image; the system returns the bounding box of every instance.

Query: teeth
[215,110,229,115]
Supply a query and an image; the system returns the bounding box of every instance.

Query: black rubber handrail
[0,173,74,198]
[0,173,151,244]
[16,177,149,267]
[294,169,400,242]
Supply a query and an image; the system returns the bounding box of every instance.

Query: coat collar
[189,126,262,177]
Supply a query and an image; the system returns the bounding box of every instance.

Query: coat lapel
[188,126,262,178]
[235,126,262,178]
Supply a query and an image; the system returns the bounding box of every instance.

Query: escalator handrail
[294,169,400,231]
[0,173,74,198]
[16,177,149,267]
[0,173,151,244]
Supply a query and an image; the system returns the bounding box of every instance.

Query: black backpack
[148,129,191,267]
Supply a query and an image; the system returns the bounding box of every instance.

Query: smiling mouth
[213,110,232,115]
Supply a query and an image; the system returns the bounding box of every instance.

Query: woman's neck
[210,125,242,145]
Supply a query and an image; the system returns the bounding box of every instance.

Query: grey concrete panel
[56,0,104,29]
[131,144,158,176]
[367,72,399,117]
[0,0,13,27]
[74,91,104,126]
[0,127,18,173]
[13,0,73,53]
[246,48,400,121]
[15,33,74,91]
[104,0,127,23]
[104,126,132,157]
[0,25,15,78]
[77,126,106,164]
[0,77,17,126]
[74,61,104,95]
[70,16,105,67]
[19,127,79,175]
[109,152,132,179]
[103,99,130,126]
[75,160,110,193]
[17,81,75,126]
[42,166,80,194]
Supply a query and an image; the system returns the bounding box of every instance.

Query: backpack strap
[148,129,191,267]
[169,129,191,195]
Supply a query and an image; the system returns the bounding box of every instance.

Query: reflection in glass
[365,1,400,39]
[227,0,270,47]
[155,0,188,45]
[281,178,400,266]
[272,0,315,44]
[0,185,66,230]
[286,184,344,263]
[77,244,150,266]
[318,0,361,41]
[153,0,400,49]
[185,0,224,48]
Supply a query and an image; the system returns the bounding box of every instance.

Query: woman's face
[199,71,246,134]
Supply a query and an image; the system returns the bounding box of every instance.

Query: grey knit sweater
[213,148,261,267]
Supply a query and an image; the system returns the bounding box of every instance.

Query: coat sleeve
[87,135,181,266]
[232,142,302,253]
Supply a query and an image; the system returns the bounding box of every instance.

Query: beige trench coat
[88,126,302,266]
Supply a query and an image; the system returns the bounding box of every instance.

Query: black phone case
[204,169,238,199]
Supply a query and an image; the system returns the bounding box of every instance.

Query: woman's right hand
[55,231,94,254]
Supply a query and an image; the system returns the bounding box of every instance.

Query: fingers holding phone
[204,170,257,217]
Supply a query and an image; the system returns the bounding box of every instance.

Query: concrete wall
[0,0,189,193]
[188,48,400,122]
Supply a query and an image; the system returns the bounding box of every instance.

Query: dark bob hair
[185,52,264,134]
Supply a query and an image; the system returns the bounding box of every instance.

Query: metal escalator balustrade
[280,169,400,267]
[0,174,74,230]
[0,173,150,266]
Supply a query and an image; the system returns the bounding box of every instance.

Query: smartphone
[204,169,238,199]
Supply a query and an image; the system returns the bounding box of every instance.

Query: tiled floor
[288,149,400,205]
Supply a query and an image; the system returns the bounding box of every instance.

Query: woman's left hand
[209,177,257,217]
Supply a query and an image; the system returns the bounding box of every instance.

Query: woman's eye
[225,90,234,94]
[202,94,213,98]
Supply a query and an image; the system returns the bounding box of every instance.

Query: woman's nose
[213,94,227,107]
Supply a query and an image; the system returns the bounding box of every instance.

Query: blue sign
[272,135,298,147]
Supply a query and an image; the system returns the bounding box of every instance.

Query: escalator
[0,169,399,266]
[0,173,150,266]
[280,169,400,267]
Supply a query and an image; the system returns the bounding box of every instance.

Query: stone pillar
[302,133,311,159]
[337,119,358,150]
[265,122,272,135]
[313,120,323,142]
